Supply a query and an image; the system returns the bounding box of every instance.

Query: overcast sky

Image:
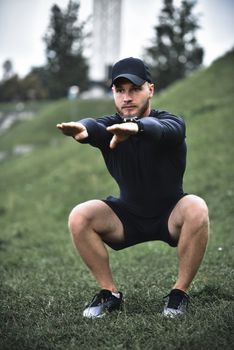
[0,0,233,78]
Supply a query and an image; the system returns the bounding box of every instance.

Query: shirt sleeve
[140,112,186,146]
[78,115,120,148]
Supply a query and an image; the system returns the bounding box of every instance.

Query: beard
[115,98,150,118]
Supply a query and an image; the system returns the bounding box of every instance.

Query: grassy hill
[0,50,233,350]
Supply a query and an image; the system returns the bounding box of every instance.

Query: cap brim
[112,74,145,86]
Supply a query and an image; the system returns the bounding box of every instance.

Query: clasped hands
[56,121,139,149]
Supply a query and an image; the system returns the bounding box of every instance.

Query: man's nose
[123,92,132,102]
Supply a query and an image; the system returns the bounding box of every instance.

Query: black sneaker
[83,289,123,318]
[163,289,189,317]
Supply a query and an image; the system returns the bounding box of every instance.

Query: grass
[0,50,234,349]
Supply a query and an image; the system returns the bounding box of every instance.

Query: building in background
[89,0,122,97]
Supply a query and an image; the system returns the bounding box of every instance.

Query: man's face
[112,79,154,118]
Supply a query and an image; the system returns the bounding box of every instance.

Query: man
[57,57,209,318]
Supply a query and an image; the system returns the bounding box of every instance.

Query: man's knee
[68,203,91,237]
[185,196,209,231]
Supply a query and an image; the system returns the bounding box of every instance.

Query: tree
[44,0,89,98]
[20,72,49,100]
[145,0,203,90]
[0,75,20,102]
[2,59,14,81]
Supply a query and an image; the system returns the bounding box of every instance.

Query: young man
[57,57,209,318]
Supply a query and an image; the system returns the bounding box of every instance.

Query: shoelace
[86,289,113,307]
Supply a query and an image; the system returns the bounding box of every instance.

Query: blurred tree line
[0,0,203,102]
[145,0,203,90]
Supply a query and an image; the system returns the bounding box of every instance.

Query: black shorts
[102,197,182,251]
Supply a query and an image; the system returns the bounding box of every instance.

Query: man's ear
[149,83,155,97]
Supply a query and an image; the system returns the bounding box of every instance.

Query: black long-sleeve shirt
[79,109,187,217]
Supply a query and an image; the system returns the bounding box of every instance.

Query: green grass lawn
[0,51,234,349]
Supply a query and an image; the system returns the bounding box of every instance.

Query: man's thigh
[69,199,125,244]
[168,194,208,241]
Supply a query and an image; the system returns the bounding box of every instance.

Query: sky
[0,0,233,78]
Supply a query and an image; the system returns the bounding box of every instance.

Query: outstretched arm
[107,123,139,149]
[56,122,88,141]
[106,113,185,149]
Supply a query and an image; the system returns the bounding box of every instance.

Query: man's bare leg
[168,195,209,292]
[68,200,124,292]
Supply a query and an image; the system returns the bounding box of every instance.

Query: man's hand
[56,122,88,141]
[107,123,138,149]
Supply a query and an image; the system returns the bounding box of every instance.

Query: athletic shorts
[102,196,187,251]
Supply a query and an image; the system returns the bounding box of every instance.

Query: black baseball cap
[111,57,152,86]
